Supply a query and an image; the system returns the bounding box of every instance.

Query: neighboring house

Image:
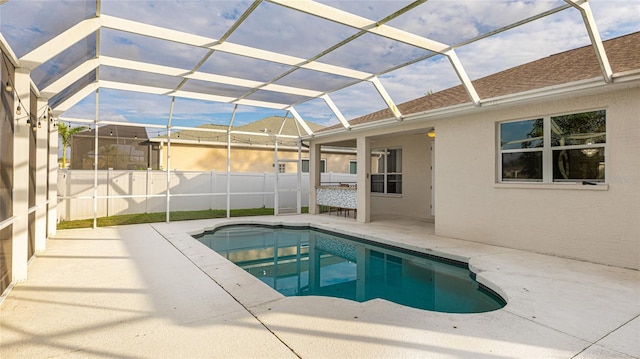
[307,32,640,270]
[151,116,356,174]
[71,125,160,170]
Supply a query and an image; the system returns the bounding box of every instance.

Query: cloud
[4,0,638,130]
[101,28,210,69]
[100,0,250,38]
[379,56,460,104]
[226,1,359,59]
[590,0,640,38]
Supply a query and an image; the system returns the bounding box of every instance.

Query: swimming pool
[194,224,505,313]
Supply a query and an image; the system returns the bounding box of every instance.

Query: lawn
[57,207,308,229]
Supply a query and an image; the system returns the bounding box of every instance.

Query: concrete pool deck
[1,214,638,358]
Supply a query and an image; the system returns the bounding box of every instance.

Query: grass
[57,207,308,230]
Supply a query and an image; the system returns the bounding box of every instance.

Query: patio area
[1,215,638,358]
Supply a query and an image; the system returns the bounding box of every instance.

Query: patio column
[11,68,30,282]
[308,142,322,215]
[47,104,58,238]
[356,135,370,223]
[34,97,48,252]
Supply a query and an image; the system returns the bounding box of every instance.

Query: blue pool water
[194,225,505,313]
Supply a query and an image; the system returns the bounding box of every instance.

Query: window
[349,160,357,174]
[278,163,286,173]
[371,148,402,194]
[499,119,543,181]
[301,159,325,173]
[499,110,606,183]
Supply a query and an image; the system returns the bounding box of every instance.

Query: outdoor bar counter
[315,184,357,217]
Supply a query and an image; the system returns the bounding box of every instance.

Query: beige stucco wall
[323,152,356,173]
[162,144,298,172]
[161,143,355,174]
[433,87,640,269]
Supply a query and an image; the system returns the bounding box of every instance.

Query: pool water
[194,225,505,313]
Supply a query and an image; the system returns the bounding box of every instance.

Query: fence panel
[57,170,355,221]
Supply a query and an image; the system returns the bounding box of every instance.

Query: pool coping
[151,215,639,358]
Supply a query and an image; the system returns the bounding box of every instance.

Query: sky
[1,0,639,132]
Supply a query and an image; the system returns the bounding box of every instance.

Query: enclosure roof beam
[96,80,290,109]
[41,58,100,98]
[51,82,99,115]
[369,76,402,120]
[321,94,351,130]
[565,0,613,83]
[445,49,481,106]
[19,17,101,70]
[268,0,449,53]
[100,14,372,80]
[287,107,314,136]
[100,56,323,97]
[269,0,480,106]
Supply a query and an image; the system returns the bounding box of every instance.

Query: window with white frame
[349,160,357,174]
[278,163,286,173]
[371,148,402,194]
[301,159,325,173]
[499,110,606,183]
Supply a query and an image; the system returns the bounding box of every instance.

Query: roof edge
[308,73,640,139]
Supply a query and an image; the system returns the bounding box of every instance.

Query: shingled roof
[330,31,640,130]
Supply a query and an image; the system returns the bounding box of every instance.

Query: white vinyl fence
[57,169,356,221]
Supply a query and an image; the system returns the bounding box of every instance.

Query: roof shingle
[326,32,640,130]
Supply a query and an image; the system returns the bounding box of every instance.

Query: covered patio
[1,215,638,358]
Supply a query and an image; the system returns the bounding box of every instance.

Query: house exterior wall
[161,143,355,173]
[323,152,356,173]
[433,87,640,269]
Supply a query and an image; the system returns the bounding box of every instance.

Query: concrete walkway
[1,215,638,358]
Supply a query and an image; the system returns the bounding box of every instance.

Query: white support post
[210,170,215,210]
[226,105,237,219]
[356,135,370,223]
[165,97,175,223]
[308,142,322,215]
[146,168,151,214]
[296,139,302,214]
[12,68,30,282]
[47,107,58,238]
[274,137,279,216]
[93,90,99,229]
[34,97,49,252]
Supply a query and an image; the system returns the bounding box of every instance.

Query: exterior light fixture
[26,118,31,127]
[37,120,42,128]
[16,105,21,116]
[427,130,436,138]
[5,81,12,92]
[110,130,113,136]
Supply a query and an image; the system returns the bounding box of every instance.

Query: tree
[58,122,87,168]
